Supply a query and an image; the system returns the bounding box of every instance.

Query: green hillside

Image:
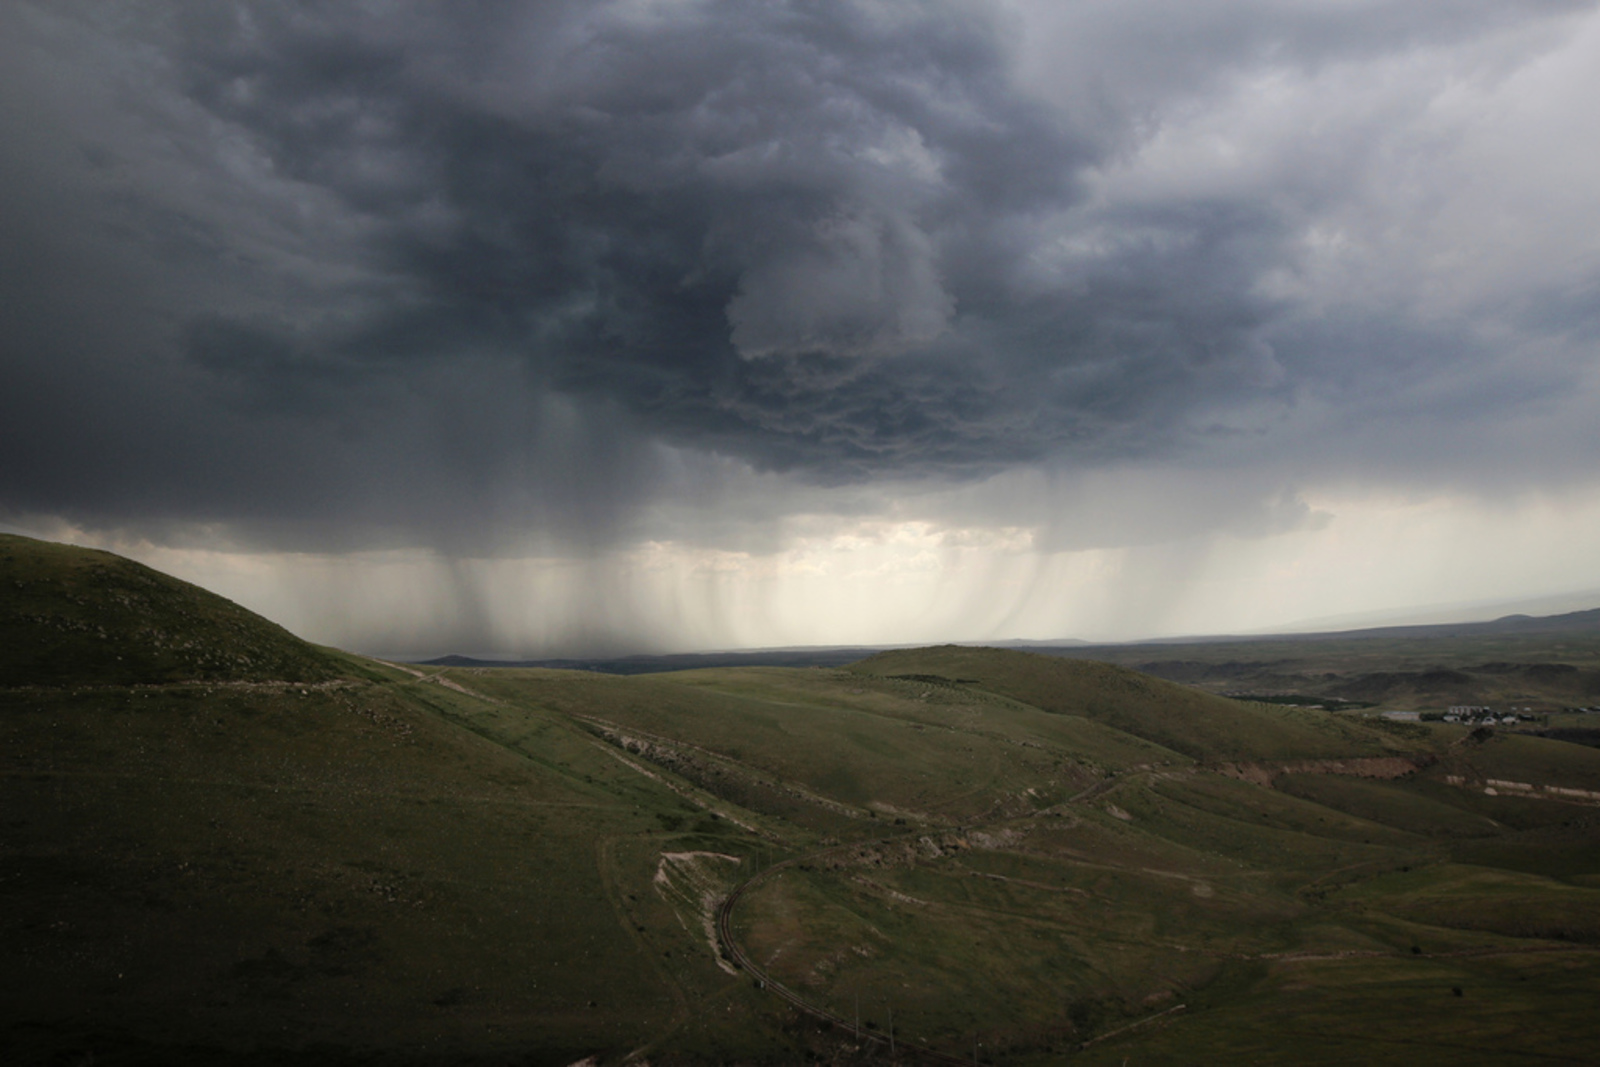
[852,645,1403,761]
[0,533,347,686]
[461,664,1177,828]
[5,540,1600,1064]
[0,538,805,1063]
[474,653,1600,1063]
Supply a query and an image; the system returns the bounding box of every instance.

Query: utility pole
[889,1005,895,1058]
[854,993,859,1041]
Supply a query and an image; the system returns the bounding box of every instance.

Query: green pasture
[1073,948,1600,1065]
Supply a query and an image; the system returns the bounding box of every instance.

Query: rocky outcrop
[1210,755,1433,787]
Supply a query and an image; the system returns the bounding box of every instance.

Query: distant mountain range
[420,647,887,674]
[420,606,1600,674]
[1126,606,1600,646]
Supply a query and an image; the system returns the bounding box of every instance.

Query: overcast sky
[5,0,1600,656]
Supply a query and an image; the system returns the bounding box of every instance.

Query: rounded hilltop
[0,533,345,686]
[851,643,1408,762]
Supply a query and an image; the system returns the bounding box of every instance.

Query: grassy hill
[0,534,349,686]
[5,538,1600,1063]
[0,539,803,1064]
[851,645,1404,762]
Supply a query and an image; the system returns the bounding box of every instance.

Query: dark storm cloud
[2,0,1595,551]
[162,0,1109,466]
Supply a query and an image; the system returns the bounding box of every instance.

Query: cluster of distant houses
[1376,705,1598,725]
[1381,706,1528,724]
[1441,705,1532,725]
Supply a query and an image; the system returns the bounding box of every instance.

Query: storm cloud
[4,1,1600,650]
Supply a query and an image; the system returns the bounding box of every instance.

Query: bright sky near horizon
[5,2,1600,656]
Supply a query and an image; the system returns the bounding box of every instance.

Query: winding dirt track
[714,836,976,1065]
[712,769,1195,1063]
[710,772,1139,1062]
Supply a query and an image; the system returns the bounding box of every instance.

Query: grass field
[5,534,1600,1063]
